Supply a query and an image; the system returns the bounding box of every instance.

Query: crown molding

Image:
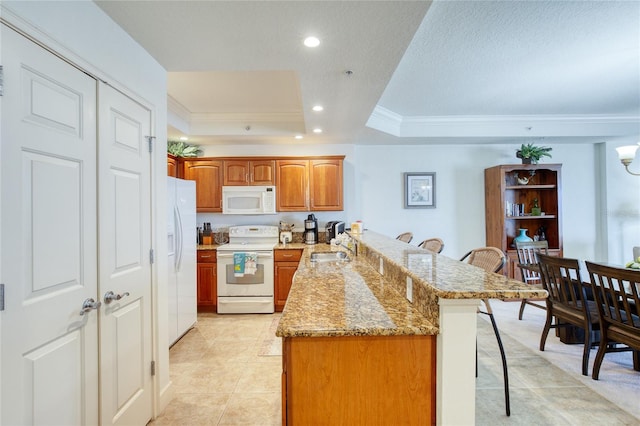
[168,95,306,136]
[367,105,640,138]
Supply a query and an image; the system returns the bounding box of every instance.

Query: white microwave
[222,185,277,215]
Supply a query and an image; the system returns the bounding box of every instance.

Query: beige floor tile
[234,361,282,393]
[151,393,230,425]
[217,393,281,426]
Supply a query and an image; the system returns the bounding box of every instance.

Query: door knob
[79,298,101,316]
[103,291,130,304]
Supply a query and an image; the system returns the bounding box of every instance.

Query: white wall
[2,0,172,416]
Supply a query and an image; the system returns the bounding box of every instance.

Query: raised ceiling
[96,0,640,145]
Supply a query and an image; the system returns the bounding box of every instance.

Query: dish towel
[233,252,246,277]
[244,252,258,275]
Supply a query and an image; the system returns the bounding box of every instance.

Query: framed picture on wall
[404,172,436,208]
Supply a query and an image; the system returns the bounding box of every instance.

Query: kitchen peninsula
[276,231,547,425]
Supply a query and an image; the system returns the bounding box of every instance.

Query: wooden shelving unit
[485,164,563,279]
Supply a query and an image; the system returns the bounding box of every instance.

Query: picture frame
[404,172,436,208]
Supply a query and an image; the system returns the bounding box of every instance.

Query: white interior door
[0,24,99,425]
[98,83,153,426]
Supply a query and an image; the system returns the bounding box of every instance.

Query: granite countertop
[277,231,548,339]
[276,244,438,338]
[353,231,549,300]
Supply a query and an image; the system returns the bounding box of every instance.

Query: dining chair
[537,253,600,376]
[585,261,640,380]
[460,247,510,416]
[515,240,549,320]
[418,237,444,253]
[395,232,413,243]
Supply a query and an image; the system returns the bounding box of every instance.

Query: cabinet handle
[282,254,293,258]
[200,255,212,258]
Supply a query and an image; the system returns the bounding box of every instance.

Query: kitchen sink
[309,251,351,263]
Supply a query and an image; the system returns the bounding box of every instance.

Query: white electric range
[216,225,279,314]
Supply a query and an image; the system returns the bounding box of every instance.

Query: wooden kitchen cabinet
[275,160,309,211]
[223,159,276,186]
[274,248,303,312]
[276,156,344,212]
[183,159,223,212]
[197,250,217,312]
[309,158,343,211]
[282,335,436,425]
[167,154,178,177]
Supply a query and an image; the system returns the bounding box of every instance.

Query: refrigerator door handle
[175,205,183,271]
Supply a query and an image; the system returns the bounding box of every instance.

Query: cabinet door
[275,262,299,312]
[274,249,302,312]
[167,154,178,177]
[250,160,276,185]
[197,253,217,313]
[276,160,309,211]
[184,159,223,212]
[223,160,250,186]
[309,159,343,211]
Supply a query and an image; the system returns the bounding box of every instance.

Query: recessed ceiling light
[304,36,320,47]
[295,135,303,140]
[179,136,188,141]
[312,105,324,112]
[313,128,322,134]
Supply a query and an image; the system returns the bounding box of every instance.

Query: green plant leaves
[167,140,202,157]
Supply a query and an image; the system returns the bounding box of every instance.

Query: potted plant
[516,143,552,164]
[167,140,202,157]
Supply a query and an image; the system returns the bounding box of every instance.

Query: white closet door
[0,24,99,425]
[98,82,153,426]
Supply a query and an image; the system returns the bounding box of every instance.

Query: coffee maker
[304,214,318,244]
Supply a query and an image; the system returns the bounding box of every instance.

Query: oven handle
[217,251,274,259]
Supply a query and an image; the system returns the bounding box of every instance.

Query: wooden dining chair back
[460,246,510,416]
[537,253,600,376]
[395,232,413,243]
[515,240,549,320]
[418,238,444,253]
[585,261,640,380]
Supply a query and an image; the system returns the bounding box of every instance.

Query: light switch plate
[379,258,384,275]
[406,276,413,302]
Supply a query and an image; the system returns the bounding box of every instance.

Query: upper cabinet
[276,157,344,212]
[309,159,343,211]
[484,163,563,279]
[167,154,180,178]
[183,159,223,212]
[223,159,276,186]
[276,159,309,211]
[173,155,343,213]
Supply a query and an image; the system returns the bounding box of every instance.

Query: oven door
[217,249,274,313]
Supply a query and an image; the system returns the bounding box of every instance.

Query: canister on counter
[351,220,363,234]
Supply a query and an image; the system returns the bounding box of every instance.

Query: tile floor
[151,302,639,425]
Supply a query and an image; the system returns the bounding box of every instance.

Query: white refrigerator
[167,176,197,346]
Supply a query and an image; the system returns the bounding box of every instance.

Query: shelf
[506,215,557,219]
[505,185,556,190]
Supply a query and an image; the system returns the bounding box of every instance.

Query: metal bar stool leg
[488,312,511,416]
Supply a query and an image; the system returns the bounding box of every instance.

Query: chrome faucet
[338,239,358,257]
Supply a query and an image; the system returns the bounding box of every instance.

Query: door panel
[98,82,153,426]
[1,24,99,425]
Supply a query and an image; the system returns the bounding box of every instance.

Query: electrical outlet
[406,276,413,302]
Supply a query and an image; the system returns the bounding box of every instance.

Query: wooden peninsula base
[282,335,436,425]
